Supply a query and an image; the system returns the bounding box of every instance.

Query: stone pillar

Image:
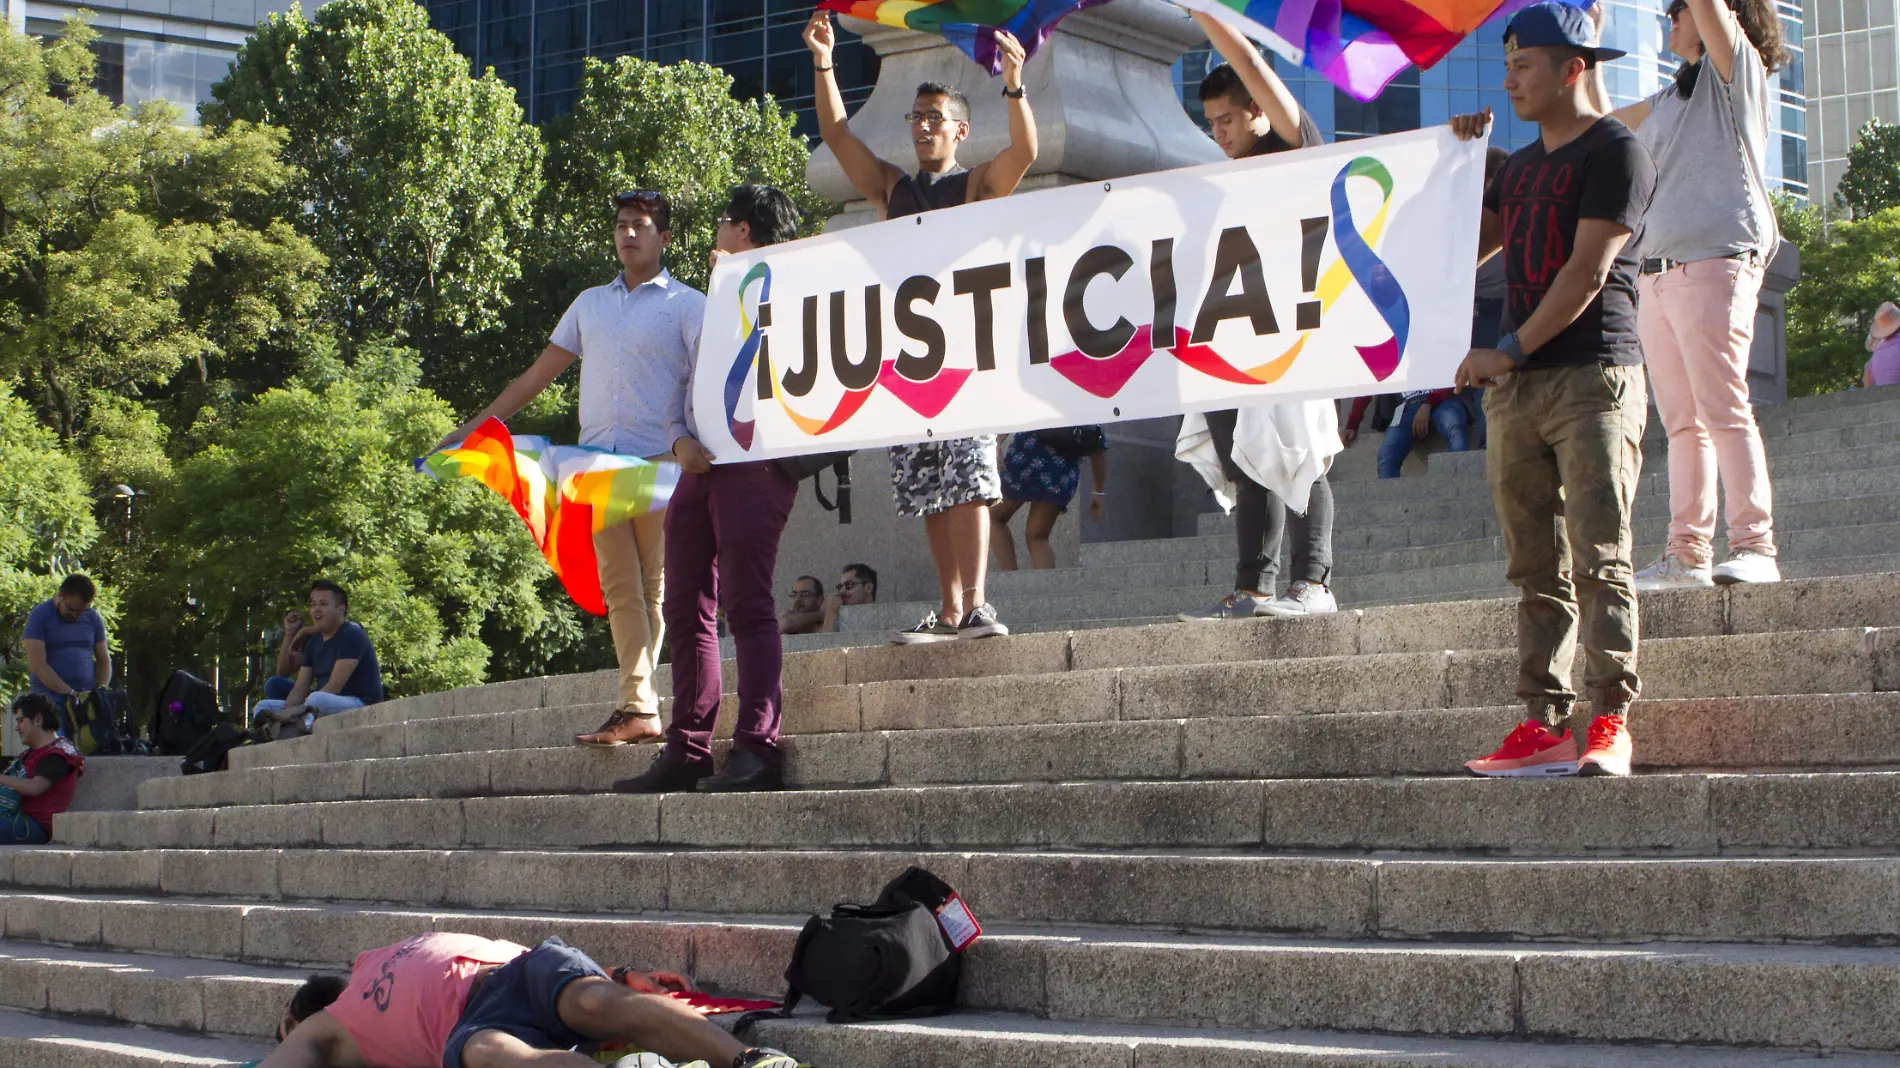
[1749,241,1799,404]
[807,0,1222,230]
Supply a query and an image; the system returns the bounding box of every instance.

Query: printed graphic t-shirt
[327,933,527,1068]
[1482,117,1656,369]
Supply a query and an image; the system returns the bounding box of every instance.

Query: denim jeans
[249,690,365,727]
[263,675,296,701]
[1377,397,1473,478]
[2,811,50,845]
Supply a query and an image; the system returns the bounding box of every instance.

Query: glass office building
[20,0,274,121]
[417,0,880,131]
[1804,0,1898,204]
[1176,0,1809,197]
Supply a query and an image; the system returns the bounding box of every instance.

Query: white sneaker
[1179,592,1270,622]
[1633,553,1713,591]
[1258,581,1338,618]
[1712,550,1781,586]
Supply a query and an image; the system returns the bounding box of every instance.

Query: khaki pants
[1485,363,1646,723]
[594,510,668,715]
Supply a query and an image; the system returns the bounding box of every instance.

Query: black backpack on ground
[777,452,855,524]
[742,867,972,1029]
[152,670,221,755]
[181,723,256,775]
[58,688,140,755]
[1033,425,1108,460]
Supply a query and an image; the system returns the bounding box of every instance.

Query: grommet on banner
[915,217,923,225]
[1113,407,1121,416]
[1103,182,1112,192]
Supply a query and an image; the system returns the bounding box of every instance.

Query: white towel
[1176,399,1342,515]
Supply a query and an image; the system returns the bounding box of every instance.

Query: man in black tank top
[805,11,1039,643]
[1175,14,1341,625]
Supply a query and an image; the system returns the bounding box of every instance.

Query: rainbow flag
[418,418,678,616]
[820,0,1113,73]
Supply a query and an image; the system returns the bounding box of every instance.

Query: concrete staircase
[806,383,1900,648]
[4,564,1900,1063]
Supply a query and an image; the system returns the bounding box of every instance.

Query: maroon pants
[662,460,798,763]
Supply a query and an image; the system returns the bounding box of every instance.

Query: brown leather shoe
[575,709,664,747]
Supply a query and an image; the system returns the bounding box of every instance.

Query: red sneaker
[1465,719,1579,778]
[1576,714,1633,777]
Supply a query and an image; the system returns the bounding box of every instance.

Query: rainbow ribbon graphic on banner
[1049,153,1407,396]
[417,419,677,615]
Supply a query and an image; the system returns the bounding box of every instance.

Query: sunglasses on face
[616,189,667,209]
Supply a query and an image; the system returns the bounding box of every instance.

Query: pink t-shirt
[327,933,528,1068]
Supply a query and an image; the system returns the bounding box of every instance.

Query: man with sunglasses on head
[804,10,1036,644]
[440,189,705,750]
[616,184,809,795]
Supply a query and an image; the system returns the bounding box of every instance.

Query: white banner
[694,127,1486,461]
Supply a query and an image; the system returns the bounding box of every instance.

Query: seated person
[257,931,795,1068]
[264,608,312,701]
[250,580,384,739]
[778,575,828,635]
[1375,388,1477,478]
[2,693,84,845]
[822,563,878,632]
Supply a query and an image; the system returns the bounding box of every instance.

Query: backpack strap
[811,458,852,524]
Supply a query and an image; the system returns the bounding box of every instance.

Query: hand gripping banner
[696,126,1486,462]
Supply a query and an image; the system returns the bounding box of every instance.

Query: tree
[0,19,324,441]
[1836,120,1900,220]
[205,0,543,348]
[0,393,101,697]
[1782,206,1900,396]
[140,345,600,700]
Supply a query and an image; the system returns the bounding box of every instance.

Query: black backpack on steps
[741,867,973,1028]
[152,670,221,755]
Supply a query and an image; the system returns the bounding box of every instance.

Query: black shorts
[441,937,608,1068]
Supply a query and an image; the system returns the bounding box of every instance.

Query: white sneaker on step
[1712,550,1781,585]
[1258,581,1338,618]
[1633,553,1712,591]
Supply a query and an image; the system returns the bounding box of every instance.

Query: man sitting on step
[257,931,795,1068]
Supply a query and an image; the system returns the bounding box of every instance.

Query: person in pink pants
[1589,0,1791,589]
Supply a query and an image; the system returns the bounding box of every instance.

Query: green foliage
[0,392,100,695]
[206,0,543,345]
[1836,121,1900,220]
[0,18,324,441]
[143,346,582,698]
[1782,205,1900,397]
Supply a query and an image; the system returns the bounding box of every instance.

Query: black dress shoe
[696,747,784,793]
[611,749,712,794]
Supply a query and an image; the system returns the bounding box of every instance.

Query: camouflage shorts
[888,437,1001,517]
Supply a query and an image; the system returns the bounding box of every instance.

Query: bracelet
[1002,85,1025,99]
[1092,491,1106,496]
[814,63,833,72]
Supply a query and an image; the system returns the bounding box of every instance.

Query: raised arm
[1191,11,1306,147]
[972,32,1038,201]
[1584,4,1652,128]
[1686,0,1744,80]
[806,11,904,210]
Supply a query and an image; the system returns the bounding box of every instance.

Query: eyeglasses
[904,110,958,127]
[1665,0,1687,17]
[836,579,867,591]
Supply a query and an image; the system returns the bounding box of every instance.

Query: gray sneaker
[1258,581,1338,617]
[957,602,1010,639]
[893,611,958,644]
[1178,591,1270,622]
[1633,553,1713,591]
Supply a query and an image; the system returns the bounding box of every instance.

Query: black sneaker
[957,602,1009,639]
[892,611,958,644]
[610,749,712,794]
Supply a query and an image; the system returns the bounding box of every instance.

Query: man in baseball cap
[1447,0,1659,780]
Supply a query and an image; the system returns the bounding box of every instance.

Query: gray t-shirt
[1635,33,1778,261]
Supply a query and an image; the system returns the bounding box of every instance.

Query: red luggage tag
[935,892,982,951]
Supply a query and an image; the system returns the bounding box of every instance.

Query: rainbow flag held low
[819,0,1112,74]
[417,418,678,616]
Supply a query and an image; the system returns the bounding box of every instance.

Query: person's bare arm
[23,640,72,696]
[282,667,315,710]
[0,772,55,797]
[1086,450,1108,522]
[971,32,1037,202]
[806,10,904,210]
[1686,0,1744,80]
[258,1011,361,1068]
[822,594,842,633]
[276,614,306,677]
[437,344,577,451]
[1583,6,1651,127]
[92,640,112,690]
[780,608,825,635]
[1458,219,1634,387]
[1191,11,1305,147]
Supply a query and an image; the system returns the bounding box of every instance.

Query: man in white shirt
[440,190,707,745]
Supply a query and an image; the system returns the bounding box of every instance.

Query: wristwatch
[1498,331,1528,367]
[1002,85,1025,99]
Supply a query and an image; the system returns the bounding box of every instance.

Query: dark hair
[724,184,801,247]
[11,692,59,732]
[794,575,823,595]
[58,574,96,602]
[914,81,970,122]
[288,974,348,1024]
[1674,0,1788,98]
[1550,45,1599,71]
[308,579,349,609]
[614,189,673,234]
[842,563,877,589]
[1197,63,1253,107]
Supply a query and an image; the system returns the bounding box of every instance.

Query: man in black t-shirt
[1450,2,1657,780]
[1176,12,1340,624]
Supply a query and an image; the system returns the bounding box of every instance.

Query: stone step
[13,837,1900,944]
[1072,493,1900,579]
[54,768,1900,856]
[0,940,297,1042]
[137,691,1900,811]
[0,1006,267,1068]
[8,904,1900,1050]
